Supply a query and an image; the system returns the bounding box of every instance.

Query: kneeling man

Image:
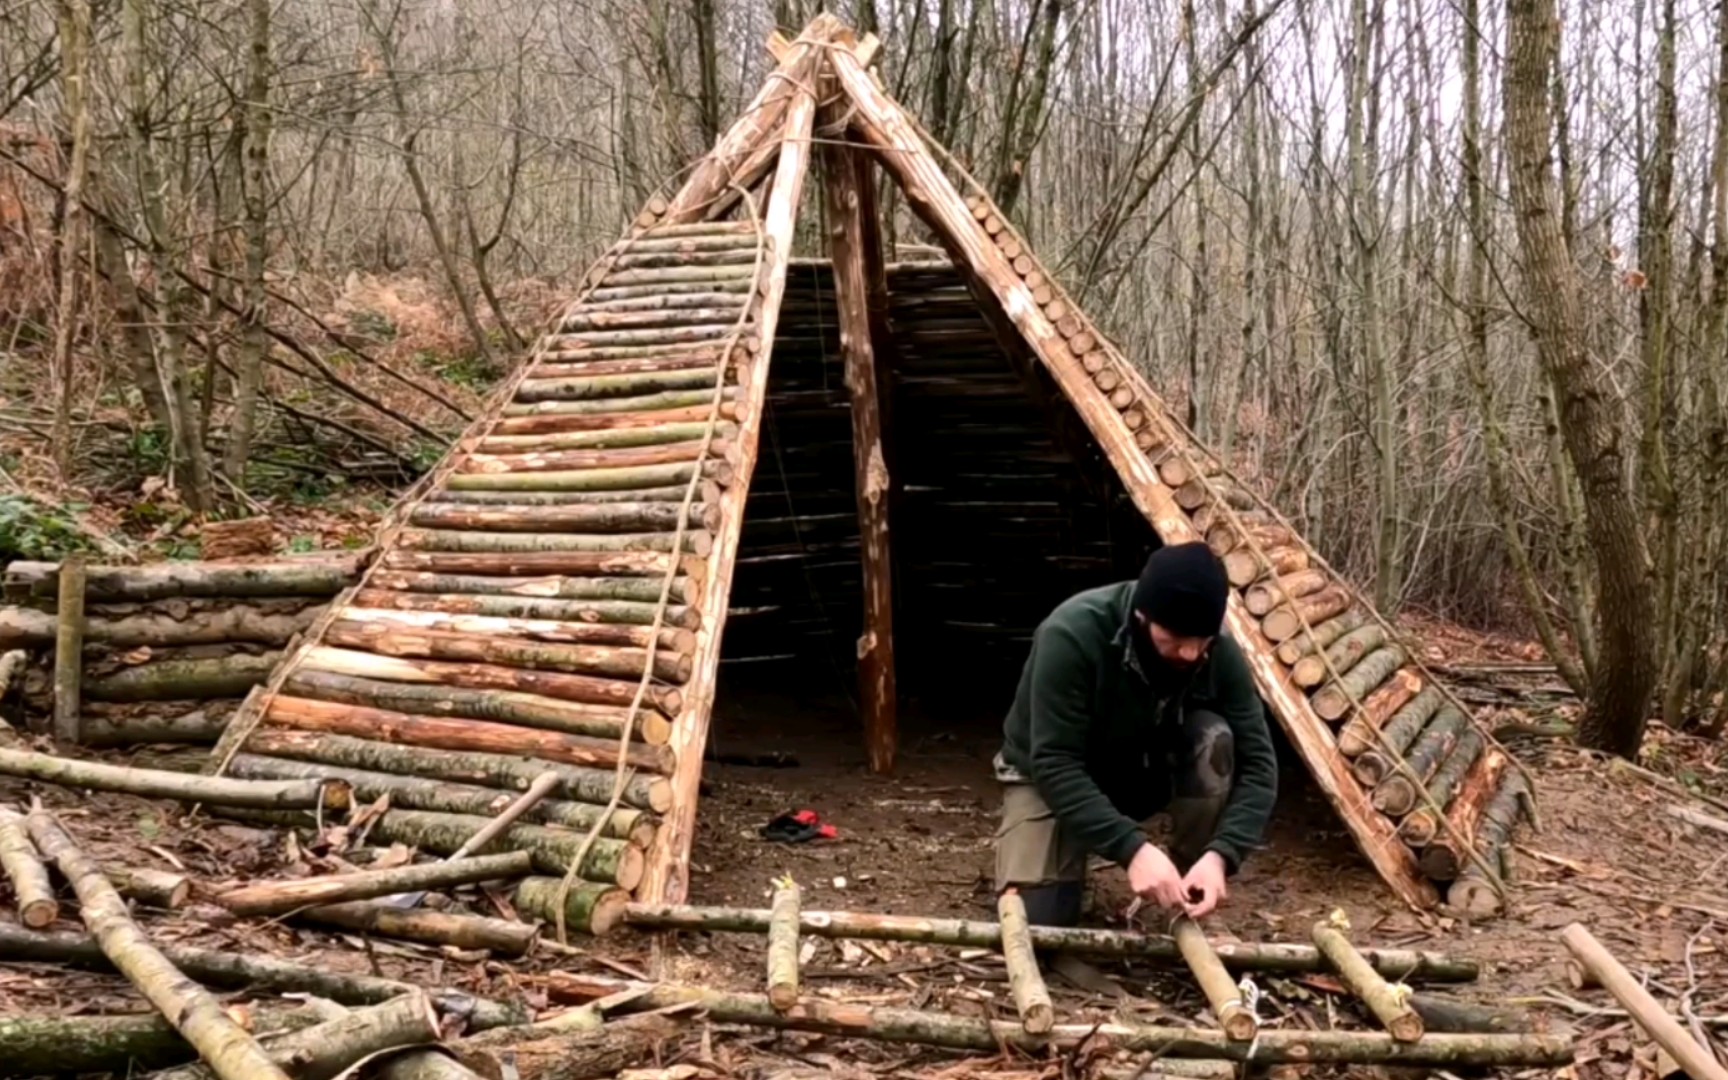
[993,541,1277,925]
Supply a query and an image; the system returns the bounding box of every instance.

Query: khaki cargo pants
[993,709,1236,893]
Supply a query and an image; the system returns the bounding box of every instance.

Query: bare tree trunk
[50,0,91,479]
[990,0,1063,216]
[1504,0,1659,756]
[224,0,273,482]
[690,0,720,150]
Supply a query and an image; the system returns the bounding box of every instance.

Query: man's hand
[1127,843,1186,910]
[1181,851,1229,918]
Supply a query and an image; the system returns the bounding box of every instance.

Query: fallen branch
[215,850,534,916]
[154,992,442,1080]
[25,809,293,1080]
[1561,923,1728,1080]
[0,1004,328,1076]
[548,975,1573,1067]
[999,892,1053,1035]
[449,1012,683,1080]
[0,924,528,1030]
[0,806,58,927]
[83,653,280,702]
[378,772,560,910]
[621,904,1480,982]
[3,559,361,602]
[108,865,193,909]
[768,882,802,1011]
[82,708,230,748]
[1667,804,1728,837]
[293,902,538,956]
[0,746,349,809]
[1313,922,1423,1042]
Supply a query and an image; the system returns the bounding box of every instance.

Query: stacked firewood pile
[0,557,363,746]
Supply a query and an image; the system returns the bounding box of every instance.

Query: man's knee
[1178,710,1235,799]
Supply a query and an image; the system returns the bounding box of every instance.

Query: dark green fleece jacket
[999,581,1277,872]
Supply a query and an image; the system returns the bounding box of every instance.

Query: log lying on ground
[240,729,673,813]
[82,708,231,747]
[444,1012,682,1080]
[0,604,321,650]
[1562,923,1728,1080]
[0,746,349,809]
[1351,688,1444,786]
[547,975,1572,1066]
[1097,1062,1235,1080]
[1446,773,1527,917]
[1411,746,1511,864]
[225,807,644,888]
[294,901,539,956]
[215,850,534,916]
[0,925,528,1030]
[264,696,673,775]
[1312,923,1424,1041]
[227,755,654,845]
[999,892,1053,1035]
[154,992,443,1080]
[621,904,1480,981]
[24,810,294,1080]
[1409,994,1536,1034]
[84,654,280,702]
[0,806,58,927]
[1370,707,1469,816]
[3,559,362,602]
[109,865,193,909]
[1172,916,1255,1041]
[0,1004,330,1077]
[512,877,630,936]
[284,669,673,745]
[768,882,802,1011]
[1311,647,1407,722]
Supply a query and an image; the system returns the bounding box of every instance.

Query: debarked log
[396,528,711,557]
[546,976,1573,1067]
[473,421,736,454]
[151,992,442,1080]
[1260,589,1351,642]
[407,502,719,535]
[0,745,349,810]
[0,925,528,1030]
[215,851,534,917]
[0,806,58,927]
[1416,748,1513,879]
[83,654,280,702]
[323,621,692,684]
[1446,773,1527,918]
[1336,669,1425,755]
[338,606,693,658]
[293,901,538,956]
[351,588,697,632]
[108,865,193,909]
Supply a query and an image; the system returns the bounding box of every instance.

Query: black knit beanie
[1131,542,1229,638]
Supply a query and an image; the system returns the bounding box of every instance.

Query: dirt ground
[2,652,1726,1080]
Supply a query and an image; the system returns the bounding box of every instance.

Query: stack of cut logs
[963,193,1526,915]
[201,219,772,929]
[0,557,362,745]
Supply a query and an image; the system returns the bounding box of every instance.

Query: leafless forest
[0,0,1723,752]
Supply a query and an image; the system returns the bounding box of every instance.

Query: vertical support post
[53,555,87,744]
[819,101,898,776]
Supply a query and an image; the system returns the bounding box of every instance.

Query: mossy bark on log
[0,806,58,927]
[1244,569,1330,617]
[0,604,320,650]
[1350,687,1445,785]
[1311,647,1408,721]
[512,877,630,936]
[1416,747,1512,878]
[0,924,527,1030]
[396,528,712,557]
[447,461,732,494]
[264,695,673,776]
[284,668,672,745]
[1292,625,1388,688]
[153,993,442,1080]
[768,882,802,1011]
[459,441,721,476]
[513,370,724,404]
[293,902,537,956]
[1260,588,1356,645]
[351,588,696,631]
[108,865,193,908]
[545,975,1571,1066]
[0,1005,328,1076]
[84,653,280,702]
[1312,923,1425,1041]
[82,708,230,747]
[228,754,655,845]
[1370,709,1471,816]
[1337,669,1424,754]
[25,811,294,1080]
[1172,916,1255,1041]
[0,745,348,809]
[216,851,533,916]
[489,403,737,437]
[1408,994,1535,1034]
[1223,546,1310,590]
[619,904,1480,980]
[475,422,735,454]
[225,806,643,887]
[293,648,682,718]
[1274,609,1370,667]
[4,558,361,602]
[1445,772,1525,917]
[436,482,721,507]
[1394,730,1487,845]
[341,606,693,657]
[408,502,718,535]
[365,572,699,606]
[324,621,692,684]
[500,388,735,420]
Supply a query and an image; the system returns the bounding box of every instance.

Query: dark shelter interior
[712,259,1164,756]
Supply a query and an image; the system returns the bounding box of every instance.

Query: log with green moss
[1351,688,1445,786]
[512,877,631,936]
[83,654,280,702]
